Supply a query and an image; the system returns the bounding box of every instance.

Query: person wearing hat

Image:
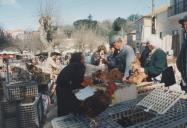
[106,35,135,82]
[177,15,187,92]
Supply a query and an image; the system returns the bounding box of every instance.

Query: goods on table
[128,58,147,85]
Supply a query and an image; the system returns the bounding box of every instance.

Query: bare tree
[38,0,61,53]
[72,25,107,52]
[96,20,113,37]
[12,31,44,53]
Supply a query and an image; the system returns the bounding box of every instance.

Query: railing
[168,0,187,17]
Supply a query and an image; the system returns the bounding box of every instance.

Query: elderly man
[107,35,135,82]
[177,15,187,92]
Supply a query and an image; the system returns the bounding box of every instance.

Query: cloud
[0,0,16,5]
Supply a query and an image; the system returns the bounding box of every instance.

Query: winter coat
[56,62,85,116]
[144,49,167,78]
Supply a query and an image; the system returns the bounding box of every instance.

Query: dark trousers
[56,86,81,117]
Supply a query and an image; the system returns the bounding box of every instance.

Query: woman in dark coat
[56,52,85,116]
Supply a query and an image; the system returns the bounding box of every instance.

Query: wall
[156,6,187,55]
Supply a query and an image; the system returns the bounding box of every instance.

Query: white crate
[113,84,137,104]
[51,114,90,128]
[137,87,185,114]
[92,83,137,105]
[18,97,39,128]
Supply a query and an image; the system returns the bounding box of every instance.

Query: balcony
[168,0,187,17]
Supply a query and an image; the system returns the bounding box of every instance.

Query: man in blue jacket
[177,15,187,92]
[107,35,135,82]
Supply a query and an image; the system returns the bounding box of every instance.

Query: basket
[3,81,38,101]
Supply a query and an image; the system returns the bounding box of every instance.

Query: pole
[152,0,155,17]
[5,59,9,83]
[151,0,156,34]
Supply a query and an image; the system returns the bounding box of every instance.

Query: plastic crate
[137,87,185,114]
[18,96,38,128]
[98,99,187,128]
[51,114,91,128]
[128,100,187,128]
[51,88,187,128]
[3,81,38,101]
[51,96,145,128]
[0,99,19,128]
[100,95,145,119]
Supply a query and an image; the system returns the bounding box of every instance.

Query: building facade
[167,0,187,56]
[127,30,137,52]
[135,0,187,56]
[135,16,152,52]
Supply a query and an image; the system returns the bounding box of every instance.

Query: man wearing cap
[107,35,135,82]
[177,15,187,92]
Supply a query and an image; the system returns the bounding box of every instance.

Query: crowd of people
[1,15,186,120]
[54,15,187,118]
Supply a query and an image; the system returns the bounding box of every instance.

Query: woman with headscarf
[56,52,85,116]
[140,35,167,81]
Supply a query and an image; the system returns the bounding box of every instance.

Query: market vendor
[106,35,135,82]
[140,35,167,81]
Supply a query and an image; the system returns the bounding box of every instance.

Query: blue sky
[0,0,170,30]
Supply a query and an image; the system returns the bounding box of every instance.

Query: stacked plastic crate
[0,98,19,128]
[0,80,43,128]
[51,88,187,128]
[18,96,44,128]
